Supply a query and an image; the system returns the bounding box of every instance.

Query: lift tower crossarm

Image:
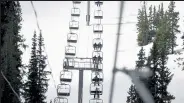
[63,57,99,71]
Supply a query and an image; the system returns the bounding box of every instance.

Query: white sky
[19,1,184,103]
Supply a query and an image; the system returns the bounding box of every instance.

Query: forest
[0,1,183,103]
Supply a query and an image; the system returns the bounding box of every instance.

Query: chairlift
[69,21,79,30]
[181,33,184,39]
[71,8,80,17]
[91,71,103,83]
[93,38,103,51]
[63,58,75,69]
[95,1,103,6]
[60,70,72,82]
[90,83,103,95]
[65,46,76,56]
[94,10,103,19]
[89,98,103,103]
[57,83,70,96]
[94,63,103,72]
[54,97,68,103]
[92,51,103,63]
[73,1,81,4]
[93,24,103,33]
[67,33,78,43]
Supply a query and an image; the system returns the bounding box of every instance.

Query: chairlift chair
[95,1,103,6]
[92,63,103,72]
[71,8,80,17]
[94,10,103,19]
[63,58,75,69]
[67,33,78,43]
[90,83,103,95]
[89,98,103,103]
[93,24,103,33]
[73,1,81,4]
[92,51,103,63]
[60,70,72,82]
[91,71,103,82]
[54,97,68,103]
[69,21,79,30]
[93,38,103,51]
[57,83,71,96]
[181,33,184,39]
[65,46,76,56]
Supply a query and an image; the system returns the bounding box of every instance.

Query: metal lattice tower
[54,1,104,103]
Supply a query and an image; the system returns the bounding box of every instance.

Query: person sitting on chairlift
[98,55,102,63]
[93,43,97,50]
[96,1,101,7]
[98,42,102,51]
[93,55,97,63]
[93,75,99,82]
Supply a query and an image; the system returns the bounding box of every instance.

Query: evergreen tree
[157,37,175,102]
[167,1,180,54]
[148,5,155,42]
[152,6,157,30]
[137,1,149,46]
[0,1,26,103]
[126,85,137,103]
[137,8,145,46]
[24,32,40,103]
[146,42,160,102]
[24,31,50,103]
[126,47,146,103]
[37,31,50,103]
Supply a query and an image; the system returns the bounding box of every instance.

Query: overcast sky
[19,1,184,103]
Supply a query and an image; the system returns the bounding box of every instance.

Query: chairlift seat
[65,52,75,56]
[57,84,70,97]
[67,33,78,43]
[67,39,77,43]
[93,24,103,33]
[71,8,80,17]
[69,21,79,30]
[54,97,68,103]
[69,26,79,30]
[58,92,70,96]
[93,30,103,33]
[92,78,103,82]
[89,98,103,103]
[73,1,81,4]
[95,1,103,5]
[60,78,72,82]
[65,46,76,56]
[90,91,102,94]
[94,10,103,19]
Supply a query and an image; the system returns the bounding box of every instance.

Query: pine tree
[126,47,146,103]
[148,5,155,42]
[126,85,137,103]
[157,38,175,102]
[0,1,26,103]
[137,8,145,46]
[167,1,180,54]
[24,31,40,103]
[146,42,160,102]
[37,31,50,103]
[137,2,149,46]
[152,6,157,30]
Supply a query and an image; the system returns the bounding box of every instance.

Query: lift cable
[1,70,22,102]
[30,1,57,90]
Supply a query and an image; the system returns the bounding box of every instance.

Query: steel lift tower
[54,1,104,103]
